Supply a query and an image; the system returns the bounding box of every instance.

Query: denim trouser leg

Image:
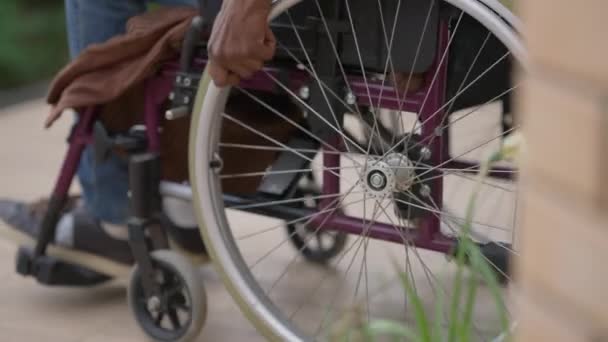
[64,0,198,224]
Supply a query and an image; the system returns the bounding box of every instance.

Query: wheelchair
[14,0,525,340]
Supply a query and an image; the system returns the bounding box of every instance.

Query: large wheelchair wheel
[190,0,526,340]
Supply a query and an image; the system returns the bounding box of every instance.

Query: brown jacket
[46,6,198,128]
[45,6,302,191]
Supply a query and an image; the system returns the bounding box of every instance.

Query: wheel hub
[363,153,415,198]
[384,153,416,191]
[147,296,161,313]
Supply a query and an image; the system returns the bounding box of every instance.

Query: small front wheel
[128,250,207,342]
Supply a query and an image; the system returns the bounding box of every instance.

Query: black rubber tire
[128,250,207,342]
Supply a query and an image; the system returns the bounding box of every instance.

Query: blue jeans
[65,0,198,224]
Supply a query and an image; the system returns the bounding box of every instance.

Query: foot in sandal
[0,197,134,280]
[0,196,209,278]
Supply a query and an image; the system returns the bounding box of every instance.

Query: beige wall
[516,0,608,340]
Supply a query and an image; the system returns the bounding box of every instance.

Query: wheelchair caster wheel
[286,224,347,264]
[128,250,207,342]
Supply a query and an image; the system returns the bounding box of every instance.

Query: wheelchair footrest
[16,246,111,287]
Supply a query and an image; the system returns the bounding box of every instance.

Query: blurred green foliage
[0,1,68,90]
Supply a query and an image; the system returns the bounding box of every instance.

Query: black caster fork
[126,153,208,342]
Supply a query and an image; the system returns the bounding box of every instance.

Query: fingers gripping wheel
[128,251,207,342]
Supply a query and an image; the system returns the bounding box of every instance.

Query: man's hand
[208,0,275,87]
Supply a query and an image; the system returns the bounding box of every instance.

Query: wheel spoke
[378,200,456,328]
[167,308,181,330]
[415,125,519,181]
[311,0,363,118]
[284,11,354,155]
[393,194,510,233]
[400,11,465,156]
[227,191,360,211]
[406,83,520,154]
[315,233,324,251]
[314,199,389,335]
[175,303,191,312]
[352,192,370,319]
[419,191,517,279]
[390,194,509,338]
[235,183,359,240]
[250,184,362,269]
[166,283,183,297]
[394,0,436,117]
[236,87,360,164]
[219,165,359,180]
[154,312,165,326]
[444,31,492,117]
[422,169,515,193]
[263,72,368,155]
[289,198,387,320]
[275,41,355,115]
[265,184,359,292]
[341,0,388,157]
[222,112,357,186]
[309,0,385,157]
[275,35,384,157]
[384,50,513,160]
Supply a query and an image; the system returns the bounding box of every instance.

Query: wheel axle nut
[420,147,431,160]
[420,184,431,198]
[369,172,386,189]
[298,86,310,100]
[147,296,161,313]
[345,92,357,105]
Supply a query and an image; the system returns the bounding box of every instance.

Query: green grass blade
[395,265,432,342]
[364,320,422,342]
[460,150,511,335]
[447,228,470,342]
[460,249,480,342]
[468,245,509,332]
[432,277,446,342]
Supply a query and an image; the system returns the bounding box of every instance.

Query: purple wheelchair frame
[238,22,512,254]
[45,20,512,260]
